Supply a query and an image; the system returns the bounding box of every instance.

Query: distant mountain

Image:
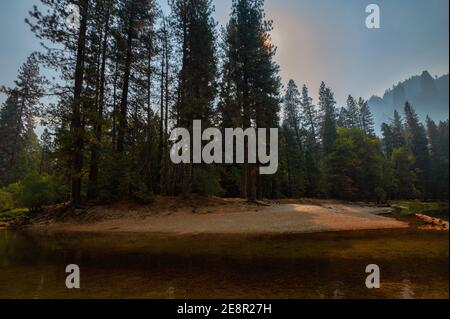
[368,71,449,134]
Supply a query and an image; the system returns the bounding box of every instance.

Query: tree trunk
[163,30,170,195]
[112,59,118,149]
[145,39,154,195]
[158,37,165,189]
[88,7,110,201]
[70,0,89,207]
[117,13,134,154]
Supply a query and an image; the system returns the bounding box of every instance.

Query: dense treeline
[0,0,448,212]
[279,80,449,202]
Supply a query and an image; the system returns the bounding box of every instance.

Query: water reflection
[0,229,448,299]
[401,279,415,299]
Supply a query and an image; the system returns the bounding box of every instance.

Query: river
[0,229,448,299]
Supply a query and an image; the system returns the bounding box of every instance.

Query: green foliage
[283,80,301,134]
[381,104,448,201]
[0,208,29,223]
[344,95,360,128]
[318,82,337,156]
[322,128,386,201]
[391,200,445,216]
[303,137,321,197]
[0,190,14,212]
[219,166,241,198]
[130,178,154,204]
[358,98,375,136]
[404,102,432,197]
[280,125,305,198]
[192,166,224,196]
[14,174,68,212]
[390,147,420,199]
[374,187,387,203]
[280,81,306,198]
[0,54,44,188]
[426,118,449,200]
[97,151,125,202]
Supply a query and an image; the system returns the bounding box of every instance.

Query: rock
[74,209,86,216]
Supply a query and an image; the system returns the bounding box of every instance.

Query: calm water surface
[0,229,448,299]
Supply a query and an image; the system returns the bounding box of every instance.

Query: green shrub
[374,187,387,204]
[15,174,68,213]
[0,208,28,222]
[130,177,154,204]
[192,166,223,196]
[391,200,444,216]
[2,183,21,207]
[0,190,14,212]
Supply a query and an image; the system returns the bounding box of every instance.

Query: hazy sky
[0,0,448,106]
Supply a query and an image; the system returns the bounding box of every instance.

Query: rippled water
[0,229,448,299]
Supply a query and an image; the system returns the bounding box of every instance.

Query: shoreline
[12,198,414,235]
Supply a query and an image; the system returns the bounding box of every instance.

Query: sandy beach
[26,198,409,234]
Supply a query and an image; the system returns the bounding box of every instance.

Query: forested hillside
[0,0,448,214]
[369,72,449,132]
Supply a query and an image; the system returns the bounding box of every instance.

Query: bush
[374,187,387,204]
[0,190,14,212]
[192,166,223,196]
[130,177,154,204]
[14,174,67,213]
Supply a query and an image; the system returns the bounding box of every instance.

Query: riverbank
[1,199,448,299]
[7,197,419,235]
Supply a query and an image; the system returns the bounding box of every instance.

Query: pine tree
[382,110,405,158]
[171,0,218,196]
[0,94,20,186]
[322,128,385,201]
[104,0,159,200]
[404,102,432,198]
[115,0,158,155]
[0,54,44,186]
[337,107,349,128]
[381,122,394,157]
[281,123,305,198]
[300,84,318,144]
[345,95,359,128]
[220,0,281,201]
[283,80,301,142]
[391,110,405,149]
[87,0,114,200]
[150,16,173,195]
[39,128,53,175]
[299,84,320,196]
[318,82,337,156]
[358,98,375,136]
[27,0,91,206]
[426,117,449,199]
[281,80,305,197]
[303,134,321,197]
[391,147,419,199]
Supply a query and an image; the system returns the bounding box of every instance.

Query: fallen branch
[415,213,449,231]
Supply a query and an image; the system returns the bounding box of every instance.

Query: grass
[390,200,447,216]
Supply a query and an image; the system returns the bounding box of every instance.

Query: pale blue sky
[0,0,449,106]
